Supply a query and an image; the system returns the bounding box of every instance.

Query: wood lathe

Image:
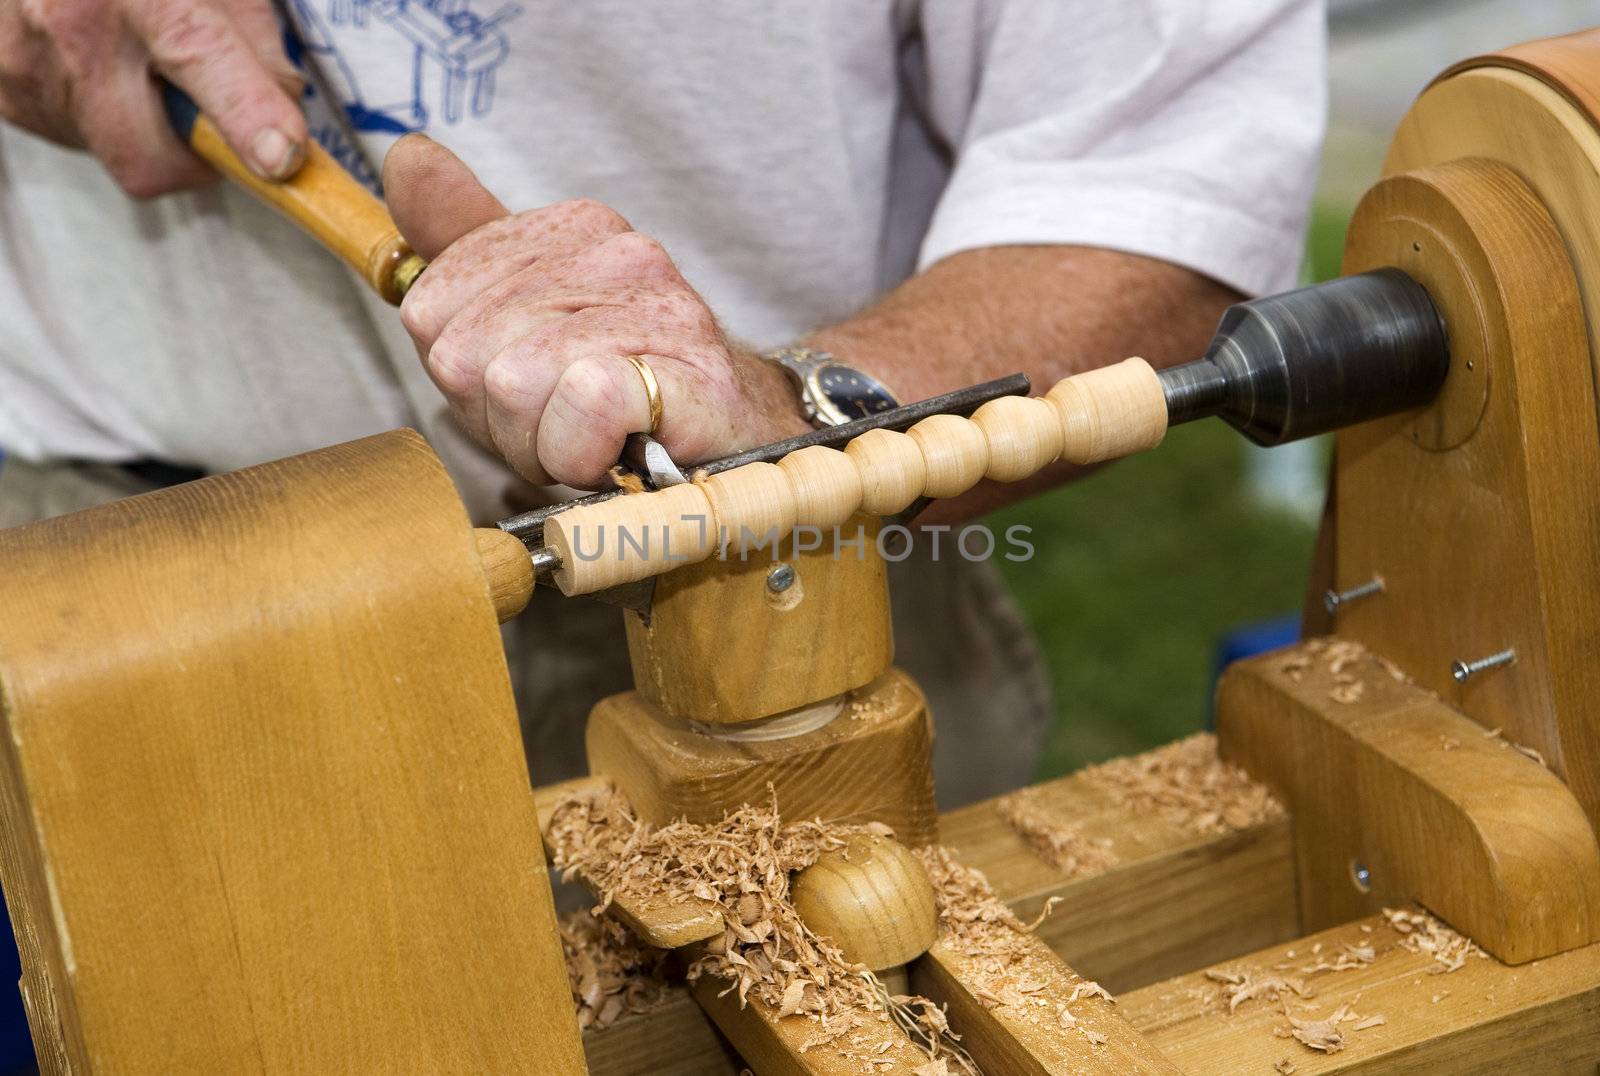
[3,26,1600,1075]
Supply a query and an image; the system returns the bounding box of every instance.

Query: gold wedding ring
[624,355,663,435]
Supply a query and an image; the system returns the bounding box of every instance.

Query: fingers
[383,133,507,260]
[421,232,690,449]
[132,0,307,182]
[221,0,304,96]
[75,51,215,196]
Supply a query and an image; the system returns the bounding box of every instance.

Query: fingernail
[249,127,304,181]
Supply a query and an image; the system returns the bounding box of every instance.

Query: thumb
[383,134,507,260]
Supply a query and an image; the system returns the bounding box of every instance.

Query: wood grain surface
[587,669,940,848]
[1338,151,1600,835]
[1123,913,1600,1073]
[0,430,583,1072]
[1219,641,1600,965]
[624,513,892,726]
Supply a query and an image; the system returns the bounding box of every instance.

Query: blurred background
[996,0,1599,781]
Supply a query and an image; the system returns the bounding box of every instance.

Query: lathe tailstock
[5,27,1600,1076]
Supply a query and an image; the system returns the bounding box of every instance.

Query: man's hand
[0,0,306,196]
[383,134,805,491]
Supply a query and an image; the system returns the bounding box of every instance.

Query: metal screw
[1452,648,1516,684]
[1350,859,1372,893]
[1324,576,1384,615]
[766,563,796,594]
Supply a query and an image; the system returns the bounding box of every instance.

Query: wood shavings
[559,910,671,1031]
[1283,1003,1351,1053]
[547,782,971,1071]
[1080,733,1284,837]
[1274,1059,1297,1074]
[1383,907,1487,973]
[1275,1001,1386,1057]
[607,466,647,495]
[1204,966,1312,1013]
[1282,638,1410,701]
[1440,736,1461,751]
[995,791,1118,878]
[917,846,1114,1050]
[1298,942,1375,975]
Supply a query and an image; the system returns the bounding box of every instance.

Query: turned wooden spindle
[790,833,940,997]
[543,357,1167,596]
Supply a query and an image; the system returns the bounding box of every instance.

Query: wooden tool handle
[546,357,1167,596]
[162,84,424,304]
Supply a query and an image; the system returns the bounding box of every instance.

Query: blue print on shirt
[283,0,521,188]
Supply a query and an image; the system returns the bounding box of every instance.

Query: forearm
[742,244,1244,519]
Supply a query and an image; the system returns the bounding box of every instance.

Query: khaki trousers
[0,456,1050,808]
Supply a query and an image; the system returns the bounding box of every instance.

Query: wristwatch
[762,346,900,428]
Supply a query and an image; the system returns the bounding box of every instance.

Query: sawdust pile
[559,910,670,1031]
[1078,733,1283,837]
[1280,637,1409,704]
[994,791,1118,878]
[548,783,881,1017]
[1383,907,1486,973]
[917,846,1114,1051]
[546,783,972,1069]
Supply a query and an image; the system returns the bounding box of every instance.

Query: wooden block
[939,754,1299,993]
[581,990,742,1076]
[1218,641,1600,963]
[586,669,939,848]
[689,974,930,1075]
[534,778,725,949]
[915,934,1179,1074]
[0,430,584,1072]
[624,513,892,726]
[1122,913,1600,1073]
[1355,79,1600,833]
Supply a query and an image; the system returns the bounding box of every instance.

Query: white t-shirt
[0,0,1326,518]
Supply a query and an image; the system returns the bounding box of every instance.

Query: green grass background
[994,201,1349,779]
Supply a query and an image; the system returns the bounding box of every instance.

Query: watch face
[815,363,898,420]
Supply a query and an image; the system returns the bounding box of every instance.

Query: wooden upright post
[0,430,584,1072]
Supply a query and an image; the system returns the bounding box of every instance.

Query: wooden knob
[790,833,938,972]
[473,528,533,622]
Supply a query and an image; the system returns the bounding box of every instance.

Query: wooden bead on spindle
[970,395,1065,482]
[908,414,989,499]
[845,429,928,515]
[1047,357,1169,464]
[545,482,716,595]
[697,462,798,557]
[777,445,863,529]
